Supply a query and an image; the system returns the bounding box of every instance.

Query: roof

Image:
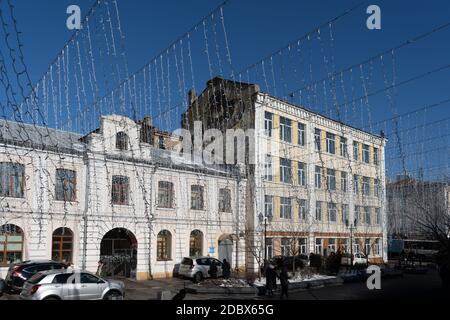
[0,118,84,152]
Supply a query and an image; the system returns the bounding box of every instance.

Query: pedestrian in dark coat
[209,260,218,279]
[222,259,231,279]
[265,264,277,296]
[278,265,289,299]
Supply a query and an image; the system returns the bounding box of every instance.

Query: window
[364,207,372,225]
[281,238,291,256]
[157,230,172,261]
[191,185,204,210]
[298,123,306,146]
[265,196,273,219]
[328,239,337,253]
[340,137,348,157]
[315,238,323,255]
[328,203,337,223]
[81,273,101,284]
[327,169,336,191]
[374,147,379,165]
[279,117,292,143]
[375,208,381,225]
[342,239,350,253]
[315,202,322,221]
[298,162,307,186]
[189,230,203,257]
[52,228,73,263]
[363,177,371,196]
[0,163,25,198]
[264,112,273,137]
[353,175,359,194]
[353,141,359,161]
[158,136,166,150]
[341,172,348,192]
[299,238,308,255]
[266,238,273,260]
[299,199,307,221]
[315,166,322,189]
[374,179,380,198]
[158,181,175,209]
[55,169,76,202]
[342,204,349,226]
[365,239,371,255]
[363,144,370,164]
[111,176,129,205]
[280,197,292,219]
[326,133,336,154]
[354,242,361,254]
[264,155,273,181]
[354,206,360,226]
[314,129,321,151]
[373,239,381,256]
[218,188,232,213]
[0,224,23,266]
[116,132,129,151]
[280,158,292,184]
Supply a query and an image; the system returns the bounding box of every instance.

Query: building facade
[0,115,247,280]
[183,77,388,272]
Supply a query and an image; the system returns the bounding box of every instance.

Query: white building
[0,115,247,280]
[183,77,388,273]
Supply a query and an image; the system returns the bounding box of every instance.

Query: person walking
[265,264,277,296]
[222,259,231,279]
[278,263,289,300]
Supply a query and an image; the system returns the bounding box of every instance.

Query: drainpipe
[82,153,90,270]
[146,165,157,280]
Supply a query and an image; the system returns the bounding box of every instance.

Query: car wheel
[193,272,203,283]
[43,296,60,300]
[105,291,123,300]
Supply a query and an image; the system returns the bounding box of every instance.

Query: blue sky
[5,0,450,180]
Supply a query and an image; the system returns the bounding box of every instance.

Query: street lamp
[347,221,357,267]
[258,212,273,263]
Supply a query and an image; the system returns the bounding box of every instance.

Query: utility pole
[349,224,356,267]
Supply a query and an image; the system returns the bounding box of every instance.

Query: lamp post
[258,212,273,264]
[348,223,356,267]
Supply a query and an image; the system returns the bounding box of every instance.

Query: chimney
[143,116,153,127]
[188,89,197,105]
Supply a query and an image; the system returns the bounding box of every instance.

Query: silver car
[178,257,223,283]
[20,270,125,300]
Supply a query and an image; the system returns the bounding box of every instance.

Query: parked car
[5,260,69,292]
[341,253,368,266]
[270,255,310,271]
[178,257,223,283]
[0,278,6,297]
[20,270,125,300]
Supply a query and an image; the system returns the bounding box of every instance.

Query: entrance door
[100,228,137,278]
[218,239,233,265]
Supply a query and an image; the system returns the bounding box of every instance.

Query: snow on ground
[253,274,336,287]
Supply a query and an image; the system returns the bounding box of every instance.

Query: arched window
[0,163,25,198]
[0,224,23,266]
[189,230,203,257]
[116,132,129,151]
[157,230,172,261]
[52,228,73,263]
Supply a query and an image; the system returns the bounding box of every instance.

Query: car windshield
[28,272,47,284]
[181,258,193,265]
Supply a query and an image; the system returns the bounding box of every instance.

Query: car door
[79,273,102,300]
[214,259,223,277]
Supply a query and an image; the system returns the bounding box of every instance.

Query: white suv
[20,270,125,300]
[178,257,223,283]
